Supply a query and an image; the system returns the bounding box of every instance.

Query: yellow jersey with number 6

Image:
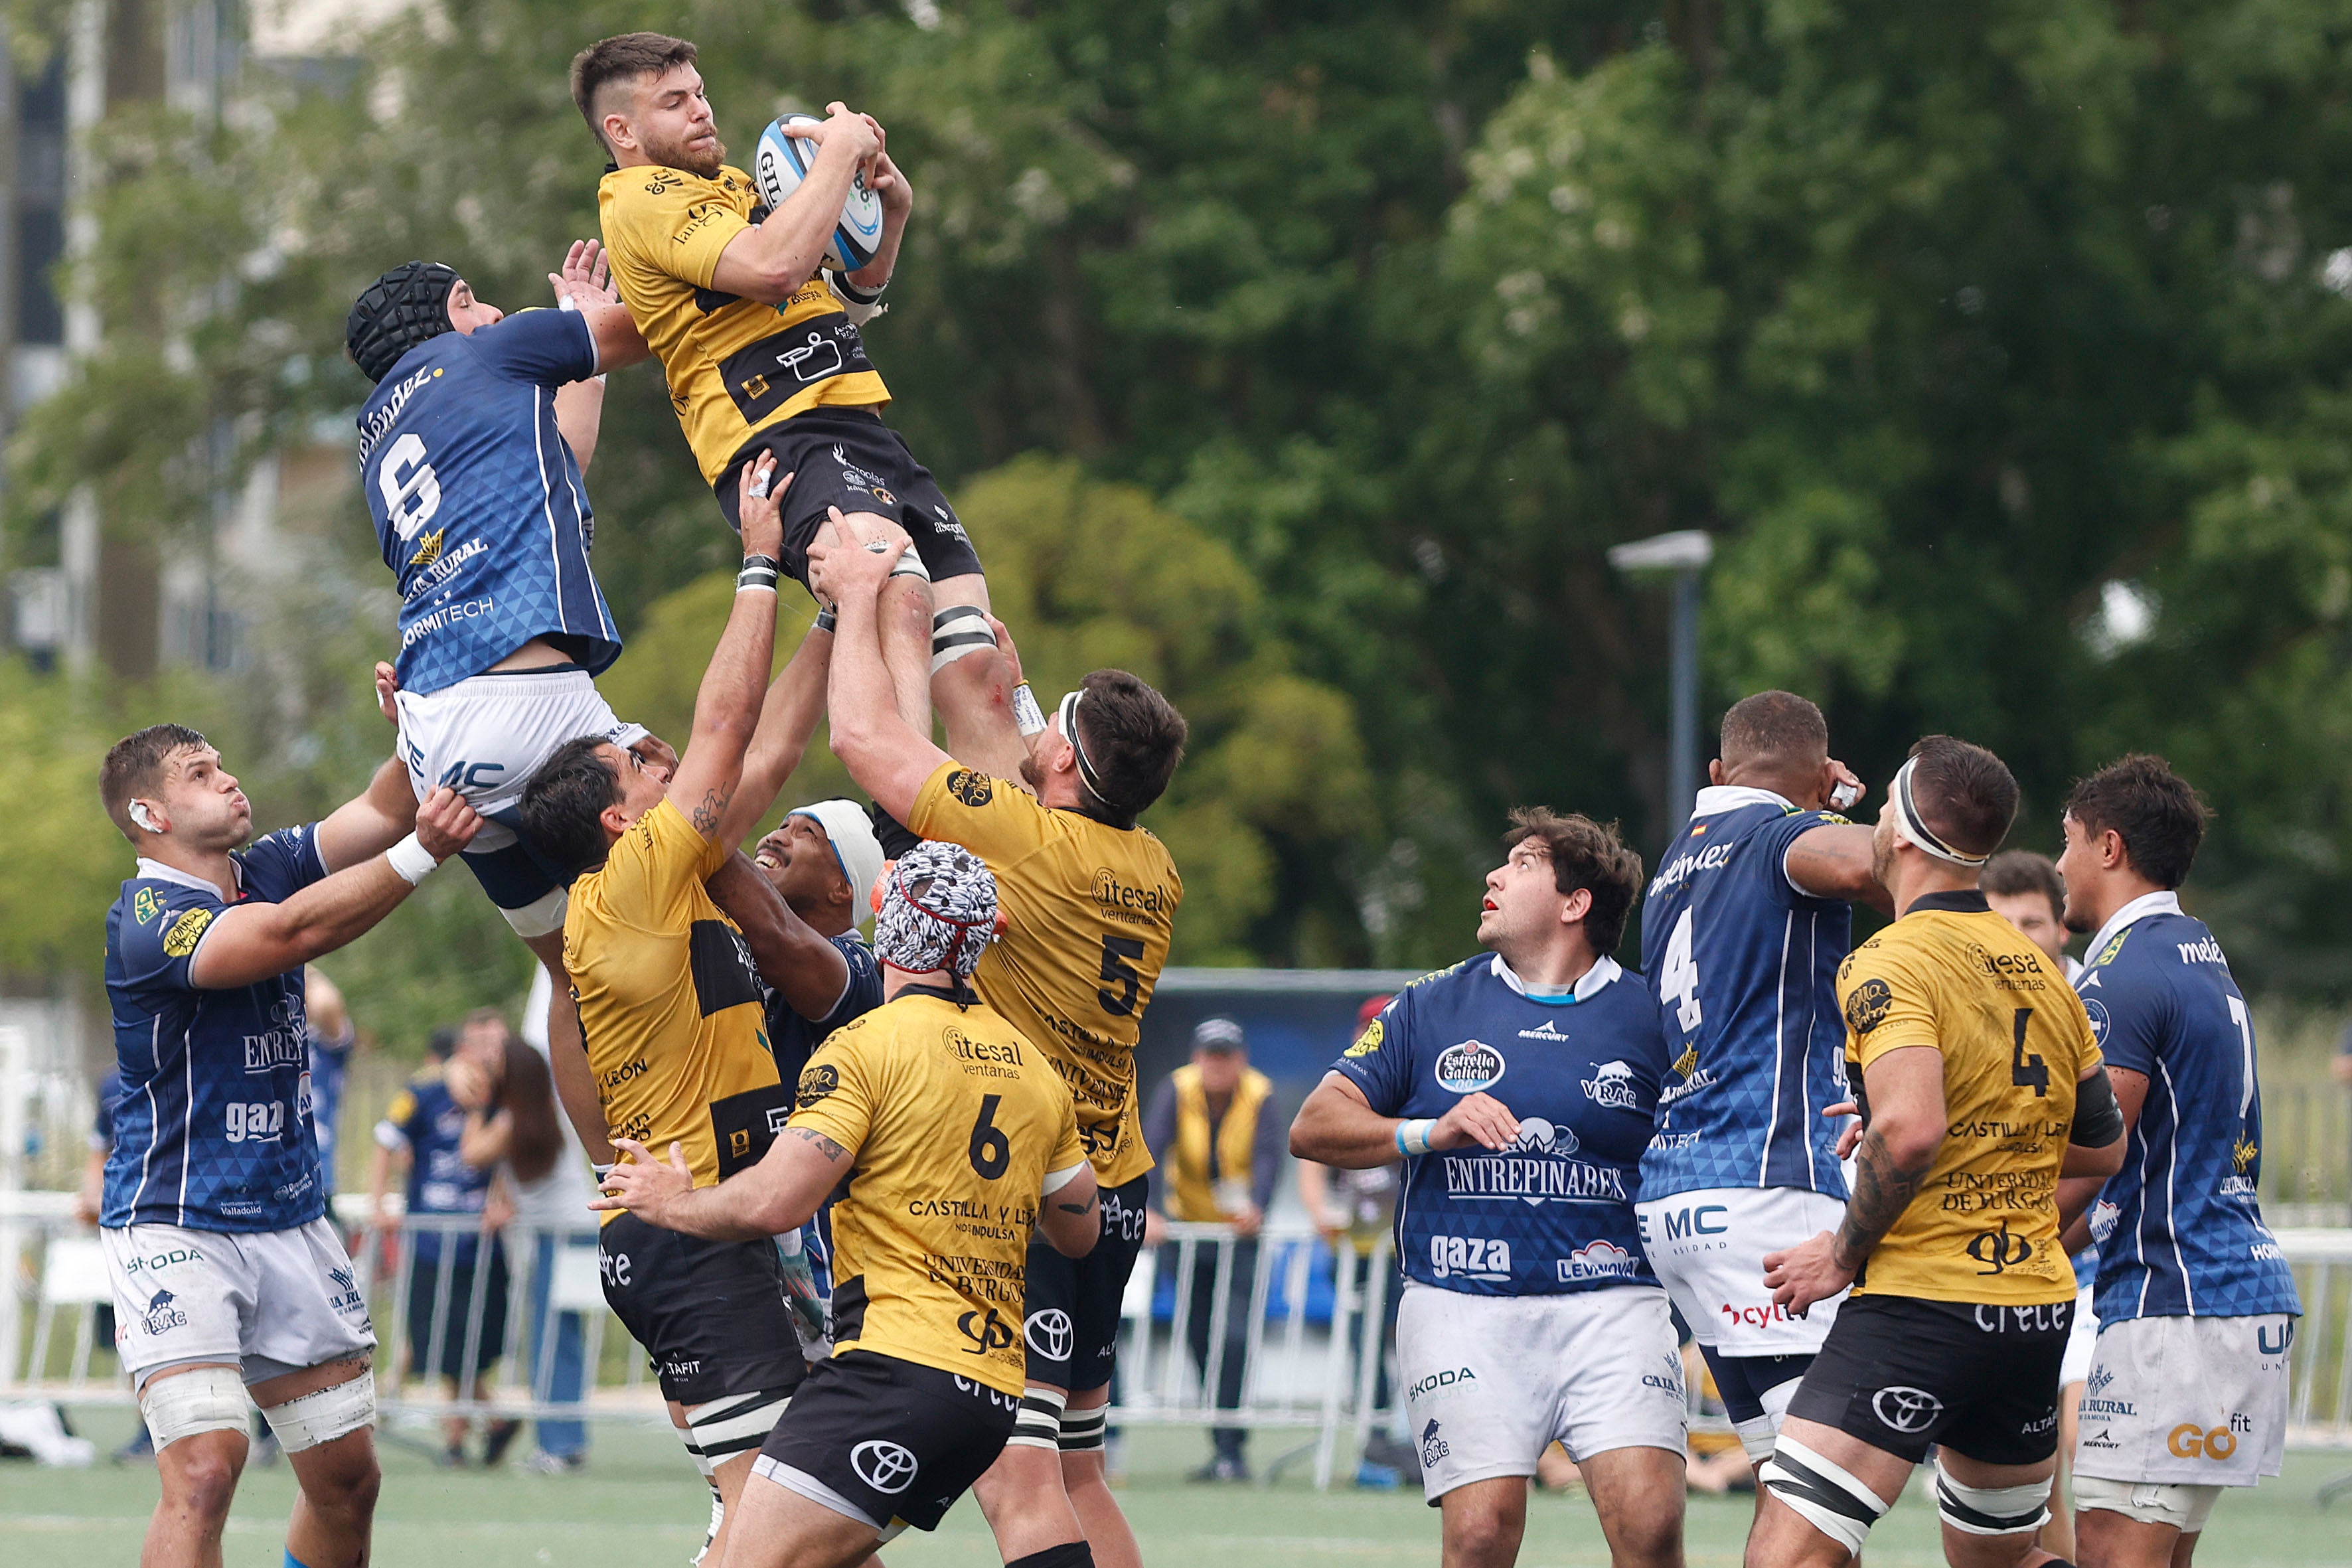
[789,992,1085,1397]
[1834,891,2100,1305]
[907,763,1181,1188]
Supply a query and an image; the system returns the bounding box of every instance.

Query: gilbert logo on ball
[753,115,886,273]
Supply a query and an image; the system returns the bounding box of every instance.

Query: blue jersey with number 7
[356,307,620,696]
[1636,787,1853,1202]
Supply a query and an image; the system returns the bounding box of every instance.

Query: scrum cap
[346,261,461,384]
[874,841,1000,981]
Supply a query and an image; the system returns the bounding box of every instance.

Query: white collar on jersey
[1689,783,1795,820]
[1490,951,1621,1004]
[2080,890,2182,968]
[135,855,240,904]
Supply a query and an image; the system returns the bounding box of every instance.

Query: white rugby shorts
[1396,1280,1687,1502]
[100,1219,375,1387]
[2059,1281,2100,1388]
[1634,1186,1847,1354]
[2072,1313,2294,1488]
[393,666,647,856]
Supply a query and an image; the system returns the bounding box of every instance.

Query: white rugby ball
[753,114,886,274]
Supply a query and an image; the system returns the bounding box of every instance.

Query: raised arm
[710,104,881,305]
[313,756,422,873]
[548,239,645,473]
[704,853,851,1024]
[716,617,835,849]
[842,140,911,297]
[1786,823,1893,914]
[809,507,951,822]
[591,1130,850,1241]
[189,789,481,990]
[666,457,787,851]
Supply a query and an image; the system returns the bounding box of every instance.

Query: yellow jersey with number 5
[1834,891,2100,1305]
[907,763,1182,1188]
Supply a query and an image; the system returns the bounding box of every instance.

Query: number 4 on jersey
[1661,909,1702,1032]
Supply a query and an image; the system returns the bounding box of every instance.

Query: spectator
[2335,1015,2352,1088]
[369,1024,518,1467]
[1296,993,1413,1487]
[513,967,606,1473]
[305,967,358,1200]
[1143,1016,1285,1483]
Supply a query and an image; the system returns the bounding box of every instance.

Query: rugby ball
[753,114,886,274]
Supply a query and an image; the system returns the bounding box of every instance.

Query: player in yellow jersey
[811,508,1185,1568]
[569,32,1023,773]
[515,454,825,1567]
[594,842,1103,1568]
[1745,737,2128,1568]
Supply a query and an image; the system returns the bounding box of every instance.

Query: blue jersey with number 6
[358,308,619,696]
[1331,954,1666,1297]
[102,826,331,1233]
[1637,787,1853,1202]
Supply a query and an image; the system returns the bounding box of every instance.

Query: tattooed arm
[665,455,788,854]
[1038,1162,1102,1257]
[588,1125,856,1241]
[1764,1045,1946,1313]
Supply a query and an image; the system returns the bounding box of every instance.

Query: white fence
[7,1187,2347,1480]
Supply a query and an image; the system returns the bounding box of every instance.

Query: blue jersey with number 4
[358,308,619,696]
[102,827,331,1233]
[1637,787,1853,1202]
[2078,898,2300,1322]
[1332,954,1666,1297]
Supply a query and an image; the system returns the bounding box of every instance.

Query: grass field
[6,1405,2349,1567]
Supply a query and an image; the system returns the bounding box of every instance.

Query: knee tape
[931,605,995,672]
[1759,1437,1891,1556]
[140,1365,251,1450]
[1009,1385,1067,1451]
[1934,1460,2051,1535]
[259,1371,375,1454]
[499,886,568,941]
[1057,1406,1109,1454]
[685,1387,791,1466]
[2074,1474,2222,1531]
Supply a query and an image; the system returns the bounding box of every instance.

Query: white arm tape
[1042,1161,1087,1196]
[386,832,439,886]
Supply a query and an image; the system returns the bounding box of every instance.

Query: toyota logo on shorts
[1871,1385,1944,1435]
[1026,1308,1074,1363]
[850,1440,919,1494]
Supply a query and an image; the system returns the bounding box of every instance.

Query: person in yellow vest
[1141,1017,1285,1482]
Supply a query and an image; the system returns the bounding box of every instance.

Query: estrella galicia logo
[1871,1385,1943,1435]
[946,769,994,809]
[957,1306,1016,1356]
[1581,1059,1639,1111]
[1434,1040,1506,1094]
[1844,977,1893,1034]
[1966,1221,2033,1276]
[1025,1308,1074,1364]
[796,1063,839,1111]
[850,1440,919,1494]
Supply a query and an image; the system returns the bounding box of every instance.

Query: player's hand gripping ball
[756,111,886,272]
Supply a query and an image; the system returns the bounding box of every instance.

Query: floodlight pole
[1606,530,1715,838]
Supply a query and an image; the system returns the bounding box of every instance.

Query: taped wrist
[739,554,781,595]
[1009,1385,1067,1451]
[931,605,994,672]
[386,832,439,886]
[1759,1437,1890,1557]
[1395,1119,1436,1157]
[1012,682,1046,737]
[1934,1462,2052,1536]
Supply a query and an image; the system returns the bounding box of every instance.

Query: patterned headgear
[874,841,1000,980]
[346,261,462,384]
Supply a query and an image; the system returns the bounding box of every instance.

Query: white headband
[1887,757,1990,868]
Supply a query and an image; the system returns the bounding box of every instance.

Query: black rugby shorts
[598,1211,807,1405]
[1022,1174,1149,1392]
[1786,1293,2073,1466]
[753,1350,1018,1533]
[712,408,982,588]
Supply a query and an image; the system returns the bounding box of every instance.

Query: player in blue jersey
[96,722,481,1568]
[1293,809,1686,1568]
[345,247,665,1152]
[1634,690,1885,1470]
[302,967,356,1201]
[2052,757,2302,1567]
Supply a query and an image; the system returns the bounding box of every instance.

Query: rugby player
[594,842,1104,1568]
[1634,690,1885,1470]
[2051,757,2302,1568]
[809,507,1186,1568]
[97,723,481,1568]
[1291,809,1687,1568]
[346,243,662,1157]
[571,32,1025,772]
[514,454,819,1567]
[1982,849,2096,1561]
[1747,737,2127,1568]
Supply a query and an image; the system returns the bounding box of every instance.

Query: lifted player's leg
[928,572,1022,773]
